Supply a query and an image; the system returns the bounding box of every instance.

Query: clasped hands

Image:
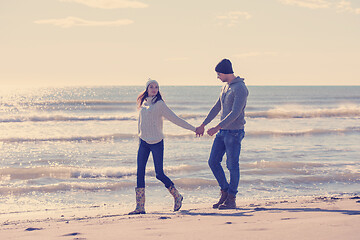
[195,124,221,137]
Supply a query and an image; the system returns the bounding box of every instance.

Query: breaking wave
[247,106,360,119]
[247,127,360,137]
[0,165,206,181]
[1,105,359,124]
[0,115,137,123]
[1,127,359,143]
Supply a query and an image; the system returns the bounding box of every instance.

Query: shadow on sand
[252,207,360,216]
[177,206,360,217]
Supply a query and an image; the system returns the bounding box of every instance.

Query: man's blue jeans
[137,139,174,188]
[208,129,245,196]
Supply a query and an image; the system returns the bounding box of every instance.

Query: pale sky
[1,0,359,86]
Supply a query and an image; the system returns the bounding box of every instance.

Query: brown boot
[168,185,183,211]
[128,188,146,215]
[213,190,228,209]
[218,193,236,209]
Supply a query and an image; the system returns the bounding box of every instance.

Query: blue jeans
[208,129,245,196]
[137,139,174,188]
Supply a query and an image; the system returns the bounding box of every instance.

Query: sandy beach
[1,195,359,240]
[3,0,360,238]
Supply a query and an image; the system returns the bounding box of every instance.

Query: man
[196,59,248,209]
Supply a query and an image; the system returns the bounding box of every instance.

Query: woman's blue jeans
[137,138,174,188]
[208,129,245,196]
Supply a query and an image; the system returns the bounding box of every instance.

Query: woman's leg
[150,140,182,211]
[150,140,174,188]
[137,139,150,188]
[129,139,149,215]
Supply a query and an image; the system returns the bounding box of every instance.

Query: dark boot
[213,190,228,209]
[218,193,236,209]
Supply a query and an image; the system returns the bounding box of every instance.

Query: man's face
[217,72,227,82]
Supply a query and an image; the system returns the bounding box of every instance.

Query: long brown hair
[137,86,164,108]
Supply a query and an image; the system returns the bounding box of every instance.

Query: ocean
[0,86,359,214]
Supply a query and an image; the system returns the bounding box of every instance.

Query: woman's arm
[159,101,196,132]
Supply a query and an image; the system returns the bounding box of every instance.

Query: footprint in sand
[62,232,81,236]
[25,227,43,231]
[62,232,86,240]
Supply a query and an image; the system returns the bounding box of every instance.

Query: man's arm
[217,86,247,129]
[202,98,221,126]
[207,86,247,136]
[196,98,221,137]
[207,125,221,136]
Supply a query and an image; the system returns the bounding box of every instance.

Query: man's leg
[224,130,244,196]
[218,130,244,209]
[208,132,228,191]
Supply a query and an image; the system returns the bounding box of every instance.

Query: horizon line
[2,84,360,88]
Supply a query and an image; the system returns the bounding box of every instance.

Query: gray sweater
[202,77,248,130]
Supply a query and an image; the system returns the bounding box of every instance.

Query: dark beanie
[215,59,234,74]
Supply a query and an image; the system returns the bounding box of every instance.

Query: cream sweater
[138,97,196,144]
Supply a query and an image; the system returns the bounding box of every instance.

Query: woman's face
[147,82,159,97]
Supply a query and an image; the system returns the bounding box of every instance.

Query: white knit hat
[146,78,159,88]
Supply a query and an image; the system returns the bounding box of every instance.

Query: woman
[129,79,196,215]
